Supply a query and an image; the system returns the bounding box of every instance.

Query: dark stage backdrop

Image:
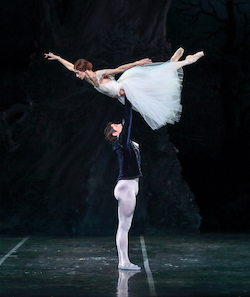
[0,0,249,234]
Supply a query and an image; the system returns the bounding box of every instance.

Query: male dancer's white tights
[114,178,139,266]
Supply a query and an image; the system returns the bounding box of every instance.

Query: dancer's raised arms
[44,52,151,75]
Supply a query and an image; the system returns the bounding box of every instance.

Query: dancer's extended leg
[171,51,204,70]
[114,179,140,270]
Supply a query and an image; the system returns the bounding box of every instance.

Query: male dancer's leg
[114,179,140,270]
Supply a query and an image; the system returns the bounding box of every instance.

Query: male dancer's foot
[170,47,184,62]
[118,262,141,270]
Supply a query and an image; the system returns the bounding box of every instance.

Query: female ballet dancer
[104,97,142,270]
[44,48,204,130]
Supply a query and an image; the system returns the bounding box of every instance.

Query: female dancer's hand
[44,52,59,60]
[136,58,152,66]
[44,52,75,71]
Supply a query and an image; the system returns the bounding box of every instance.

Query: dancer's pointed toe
[170,47,184,62]
[185,51,205,64]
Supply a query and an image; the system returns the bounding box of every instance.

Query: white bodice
[95,69,122,99]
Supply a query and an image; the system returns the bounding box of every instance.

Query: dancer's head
[104,122,123,143]
[74,59,93,71]
[74,59,93,79]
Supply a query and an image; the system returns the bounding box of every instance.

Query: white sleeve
[95,69,109,83]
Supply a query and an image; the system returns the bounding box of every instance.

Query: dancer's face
[75,70,86,80]
[111,123,123,137]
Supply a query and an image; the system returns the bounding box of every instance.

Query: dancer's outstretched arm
[44,52,75,72]
[105,58,152,76]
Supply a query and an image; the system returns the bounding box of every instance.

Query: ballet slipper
[186,51,204,60]
[170,47,184,62]
[118,263,141,270]
[185,51,204,64]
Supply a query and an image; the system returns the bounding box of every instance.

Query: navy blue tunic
[112,99,142,180]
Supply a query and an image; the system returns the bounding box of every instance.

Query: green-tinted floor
[0,234,249,296]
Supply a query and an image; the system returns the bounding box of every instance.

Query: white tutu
[95,61,183,130]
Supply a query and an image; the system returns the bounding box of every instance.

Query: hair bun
[74,59,93,71]
[87,62,93,70]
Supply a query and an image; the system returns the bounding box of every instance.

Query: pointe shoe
[185,51,204,64]
[118,263,141,270]
[186,51,204,59]
[170,47,184,62]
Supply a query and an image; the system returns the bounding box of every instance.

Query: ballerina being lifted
[44,48,204,129]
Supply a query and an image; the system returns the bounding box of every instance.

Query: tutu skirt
[117,62,183,130]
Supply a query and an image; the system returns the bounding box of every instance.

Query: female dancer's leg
[172,51,204,69]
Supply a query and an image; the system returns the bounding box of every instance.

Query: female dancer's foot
[170,47,184,62]
[118,263,141,270]
[185,51,204,64]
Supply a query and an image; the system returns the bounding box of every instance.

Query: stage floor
[0,234,249,296]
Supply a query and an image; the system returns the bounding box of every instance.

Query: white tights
[114,178,139,266]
